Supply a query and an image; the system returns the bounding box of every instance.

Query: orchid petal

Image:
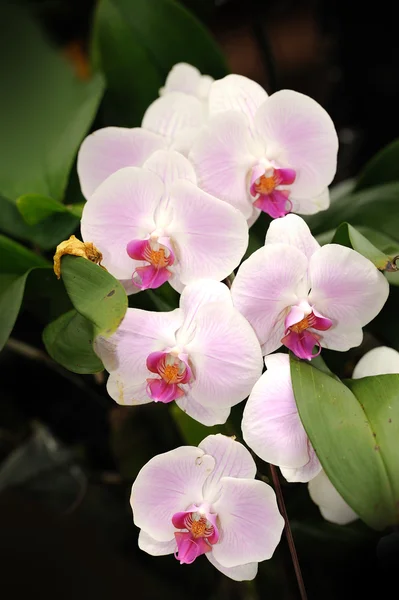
[167,180,249,285]
[206,553,258,581]
[177,280,232,345]
[242,353,315,475]
[212,477,284,568]
[185,302,263,409]
[308,245,390,351]
[280,446,322,483]
[231,244,308,355]
[255,90,338,197]
[161,63,204,96]
[143,149,197,186]
[189,111,256,218]
[209,74,268,123]
[138,531,176,556]
[176,395,231,426]
[265,214,320,260]
[142,92,204,139]
[199,435,256,504]
[77,127,165,199]
[308,470,358,525]
[95,308,183,405]
[352,346,399,378]
[131,446,215,542]
[81,167,163,281]
[292,187,330,215]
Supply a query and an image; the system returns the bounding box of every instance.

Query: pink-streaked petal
[161,63,203,96]
[177,279,233,345]
[318,319,364,352]
[292,188,330,215]
[138,531,176,556]
[242,353,311,470]
[94,308,183,404]
[131,446,215,542]
[199,435,256,504]
[308,470,358,525]
[352,346,399,379]
[206,553,258,581]
[167,180,249,285]
[280,446,322,483]
[185,302,263,409]
[189,111,256,219]
[209,74,268,124]
[143,149,197,186]
[265,214,320,260]
[212,477,284,568]
[231,244,308,355]
[80,167,163,281]
[308,245,390,350]
[255,90,338,197]
[77,127,166,199]
[176,394,231,426]
[142,92,205,139]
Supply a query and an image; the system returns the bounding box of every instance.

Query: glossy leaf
[0,5,104,202]
[16,194,78,226]
[290,355,399,530]
[355,138,399,191]
[60,256,128,337]
[332,222,398,272]
[43,310,103,374]
[92,0,228,126]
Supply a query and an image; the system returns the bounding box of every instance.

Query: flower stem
[269,464,308,600]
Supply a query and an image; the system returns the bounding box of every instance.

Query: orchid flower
[189,74,338,220]
[131,433,284,581]
[231,214,389,360]
[78,66,209,199]
[309,345,399,524]
[95,280,262,426]
[81,150,248,294]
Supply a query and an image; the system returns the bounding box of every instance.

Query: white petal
[142,92,205,140]
[206,553,258,581]
[292,188,330,215]
[209,74,268,124]
[143,149,197,186]
[308,470,358,525]
[131,446,215,542]
[280,446,322,483]
[161,63,203,96]
[176,394,231,426]
[352,346,399,378]
[138,530,176,556]
[265,214,320,260]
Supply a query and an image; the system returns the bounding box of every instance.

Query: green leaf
[306,182,399,243]
[61,255,128,337]
[290,355,399,530]
[43,310,103,374]
[17,194,70,226]
[92,0,228,126]
[170,404,223,446]
[332,222,398,272]
[355,139,399,191]
[0,5,104,202]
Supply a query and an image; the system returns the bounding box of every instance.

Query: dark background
[1,1,399,598]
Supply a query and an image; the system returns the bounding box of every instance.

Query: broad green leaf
[92,0,228,126]
[0,195,79,251]
[43,310,103,374]
[61,255,128,337]
[290,356,399,530]
[355,139,399,191]
[332,222,398,272]
[0,5,104,202]
[17,194,71,225]
[306,182,399,242]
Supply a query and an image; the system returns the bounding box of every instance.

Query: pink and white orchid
[231,214,389,360]
[77,65,210,198]
[95,280,262,426]
[81,150,248,294]
[131,433,284,580]
[189,74,338,220]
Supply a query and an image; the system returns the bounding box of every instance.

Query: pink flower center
[126,238,175,290]
[146,351,192,403]
[249,166,296,218]
[172,508,219,565]
[281,307,332,360]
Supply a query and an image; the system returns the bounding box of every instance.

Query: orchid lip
[281,305,332,360]
[172,507,219,564]
[146,350,192,403]
[249,165,296,218]
[127,236,175,291]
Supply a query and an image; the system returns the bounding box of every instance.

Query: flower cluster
[76,63,391,580]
